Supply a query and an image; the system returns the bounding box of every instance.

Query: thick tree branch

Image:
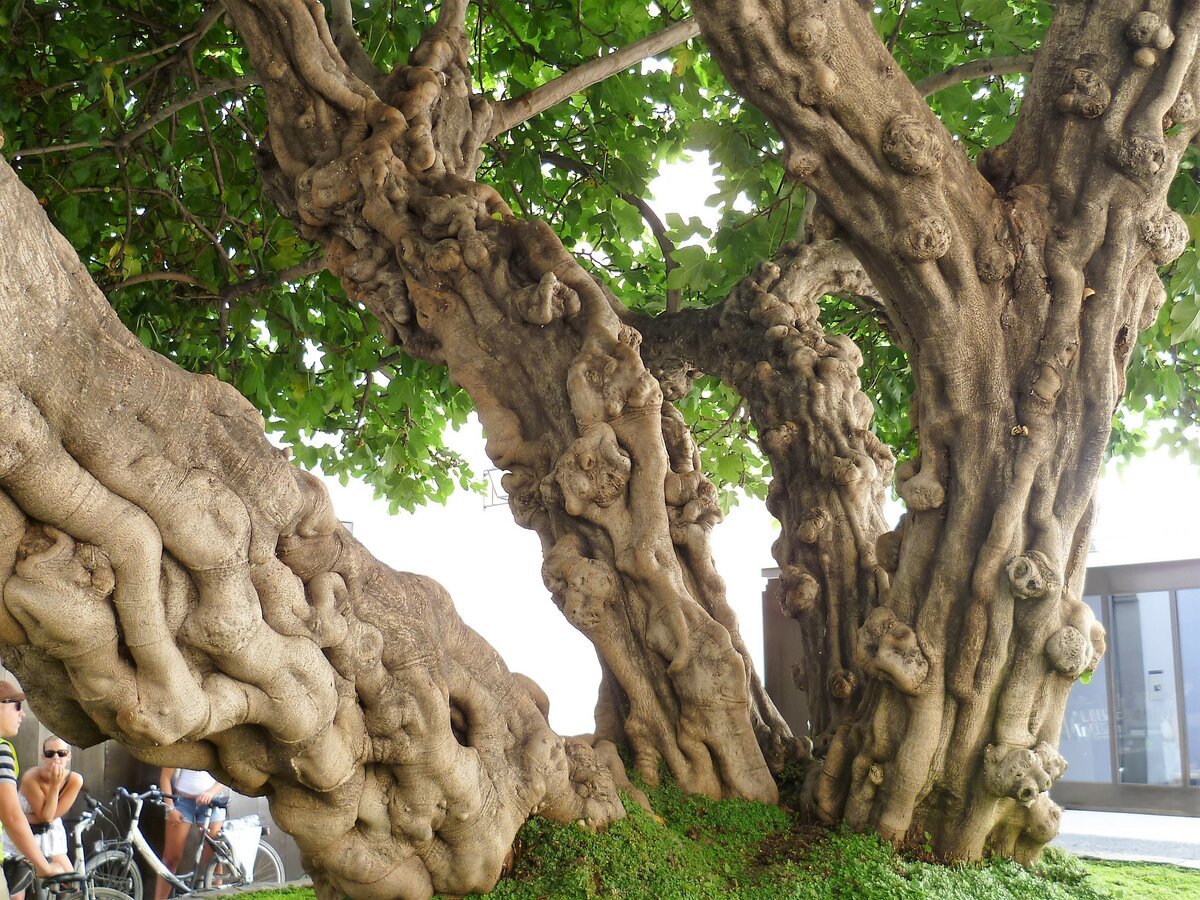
[691,0,1001,348]
[487,19,700,140]
[329,0,384,87]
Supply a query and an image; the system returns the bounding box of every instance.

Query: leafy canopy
[1,0,1196,511]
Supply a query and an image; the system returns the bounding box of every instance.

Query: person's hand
[196,788,217,806]
[34,858,70,878]
[49,762,69,789]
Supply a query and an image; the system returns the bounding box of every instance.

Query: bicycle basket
[221,814,263,878]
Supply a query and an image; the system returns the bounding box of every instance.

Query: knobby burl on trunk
[693,0,1198,861]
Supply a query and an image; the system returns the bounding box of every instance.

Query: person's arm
[20,771,52,822]
[195,780,225,806]
[0,780,63,877]
[159,767,176,809]
[52,771,82,819]
[21,767,68,823]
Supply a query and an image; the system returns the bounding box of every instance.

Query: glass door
[1111,591,1182,785]
[1177,588,1200,786]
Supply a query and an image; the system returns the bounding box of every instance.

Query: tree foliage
[5,0,1192,512]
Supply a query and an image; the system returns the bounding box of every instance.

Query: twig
[539,149,683,312]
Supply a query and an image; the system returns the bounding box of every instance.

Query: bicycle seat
[208,796,231,809]
[41,872,86,886]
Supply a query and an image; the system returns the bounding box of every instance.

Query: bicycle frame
[106,787,236,894]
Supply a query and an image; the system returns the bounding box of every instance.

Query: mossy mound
[238,776,1200,899]
[471,778,1113,899]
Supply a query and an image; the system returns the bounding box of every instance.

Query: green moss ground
[237,779,1200,899]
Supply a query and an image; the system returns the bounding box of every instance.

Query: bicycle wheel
[85,850,144,900]
[201,838,284,889]
[251,839,284,884]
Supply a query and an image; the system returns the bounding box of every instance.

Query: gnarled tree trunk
[220,0,800,804]
[694,0,1197,862]
[638,241,895,752]
[0,156,623,898]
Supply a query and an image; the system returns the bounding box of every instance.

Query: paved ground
[1054,809,1200,868]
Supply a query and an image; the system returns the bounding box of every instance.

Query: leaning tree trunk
[0,155,625,899]
[695,0,1199,862]
[637,240,895,753]
[219,0,800,802]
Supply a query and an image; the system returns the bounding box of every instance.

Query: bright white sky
[321,155,1200,736]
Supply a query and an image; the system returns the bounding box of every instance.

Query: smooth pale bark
[0,156,623,899]
[693,0,1198,861]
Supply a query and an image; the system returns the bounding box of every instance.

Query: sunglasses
[0,700,21,712]
[43,749,69,758]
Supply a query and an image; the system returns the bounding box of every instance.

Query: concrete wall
[761,573,810,738]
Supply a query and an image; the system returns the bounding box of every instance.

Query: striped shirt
[0,739,16,787]
[0,738,18,860]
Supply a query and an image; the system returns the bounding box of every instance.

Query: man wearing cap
[0,682,68,898]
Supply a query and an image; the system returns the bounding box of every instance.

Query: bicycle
[2,800,134,900]
[84,786,284,899]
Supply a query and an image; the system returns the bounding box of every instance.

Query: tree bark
[219,0,801,804]
[637,241,894,751]
[0,156,623,898]
[693,0,1199,861]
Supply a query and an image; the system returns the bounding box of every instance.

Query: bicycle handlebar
[115,785,179,803]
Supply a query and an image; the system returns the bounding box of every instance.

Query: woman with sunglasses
[1,735,82,899]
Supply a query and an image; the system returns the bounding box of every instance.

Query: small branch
[109,271,209,292]
[219,255,327,301]
[12,76,257,158]
[916,55,1032,97]
[115,76,257,148]
[887,0,909,53]
[188,57,227,195]
[539,149,682,312]
[488,18,700,139]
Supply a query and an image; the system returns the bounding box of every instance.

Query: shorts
[173,796,228,825]
[1,818,67,860]
[36,819,67,858]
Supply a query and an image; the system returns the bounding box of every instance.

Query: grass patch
[234,781,1200,899]
[1079,857,1200,898]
